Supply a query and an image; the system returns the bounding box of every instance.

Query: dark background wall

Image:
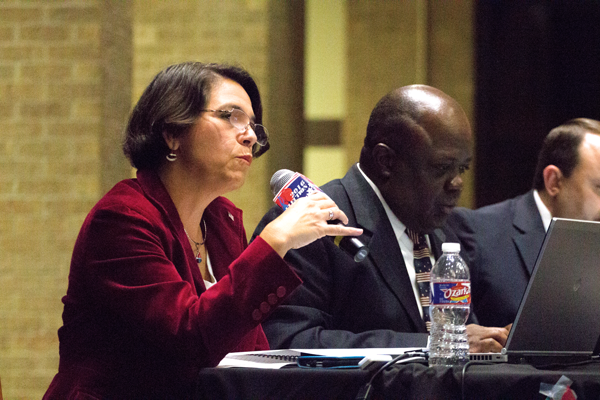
[475,1,600,207]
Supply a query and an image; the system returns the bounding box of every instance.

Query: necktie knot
[406,228,427,246]
[406,228,428,253]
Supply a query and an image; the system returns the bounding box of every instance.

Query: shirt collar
[533,189,552,232]
[356,163,408,243]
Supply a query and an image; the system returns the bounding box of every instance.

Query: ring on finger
[328,210,334,221]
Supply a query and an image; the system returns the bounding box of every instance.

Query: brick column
[101,1,133,193]
[344,0,474,206]
[428,1,475,208]
[266,0,305,179]
[344,1,422,166]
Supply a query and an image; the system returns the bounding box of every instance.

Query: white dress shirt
[533,189,552,232]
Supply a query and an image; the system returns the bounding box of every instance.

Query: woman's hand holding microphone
[259,192,363,258]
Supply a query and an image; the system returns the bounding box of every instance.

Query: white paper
[217,347,425,369]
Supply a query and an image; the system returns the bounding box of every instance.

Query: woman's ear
[371,143,398,179]
[162,130,180,153]
[543,165,563,197]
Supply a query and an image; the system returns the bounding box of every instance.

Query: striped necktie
[406,228,432,332]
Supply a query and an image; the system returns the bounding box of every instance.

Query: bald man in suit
[254,85,509,352]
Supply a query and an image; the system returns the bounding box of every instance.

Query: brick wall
[0,1,104,398]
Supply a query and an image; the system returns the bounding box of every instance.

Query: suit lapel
[341,165,426,332]
[512,191,546,276]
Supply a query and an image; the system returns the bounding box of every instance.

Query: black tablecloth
[378,362,600,399]
[196,361,600,400]
[197,366,370,399]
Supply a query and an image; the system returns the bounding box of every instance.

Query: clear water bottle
[428,242,471,367]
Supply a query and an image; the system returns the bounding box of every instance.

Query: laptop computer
[470,217,600,365]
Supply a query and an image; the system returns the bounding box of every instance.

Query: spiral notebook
[218,349,304,369]
[218,347,423,369]
[470,218,600,364]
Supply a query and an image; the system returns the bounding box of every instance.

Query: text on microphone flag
[273,172,322,209]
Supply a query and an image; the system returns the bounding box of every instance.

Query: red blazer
[44,170,301,399]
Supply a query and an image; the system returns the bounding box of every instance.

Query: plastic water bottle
[428,242,471,367]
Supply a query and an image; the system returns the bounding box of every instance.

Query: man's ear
[371,143,397,179]
[162,130,180,153]
[543,165,563,197]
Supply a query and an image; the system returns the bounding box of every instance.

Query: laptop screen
[505,218,600,359]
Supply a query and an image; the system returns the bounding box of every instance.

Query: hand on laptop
[466,324,510,353]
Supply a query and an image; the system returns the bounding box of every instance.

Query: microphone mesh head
[270,169,295,195]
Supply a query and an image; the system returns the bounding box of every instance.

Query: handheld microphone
[270,169,369,262]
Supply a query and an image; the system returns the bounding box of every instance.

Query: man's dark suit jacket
[448,190,546,328]
[253,164,473,349]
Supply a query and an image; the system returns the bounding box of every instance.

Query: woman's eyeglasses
[202,109,269,151]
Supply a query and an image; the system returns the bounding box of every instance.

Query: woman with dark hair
[44,62,361,399]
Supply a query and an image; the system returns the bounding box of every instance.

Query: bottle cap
[441,242,460,253]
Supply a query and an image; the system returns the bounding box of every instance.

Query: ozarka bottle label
[430,282,471,305]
